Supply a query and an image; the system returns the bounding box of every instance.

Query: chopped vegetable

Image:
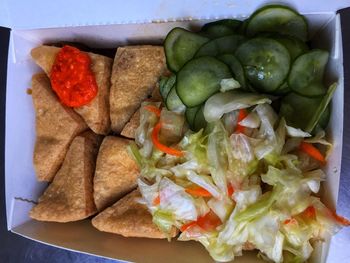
[151,122,184,157]
[299,142,326,164]
[133,4,345,263]
[144,105,161,117]
[235,109,248,134]
[185,186,212,197]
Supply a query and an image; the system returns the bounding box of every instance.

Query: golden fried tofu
[92,189,178,238]
[31,45,112,135]
[120,108,140,139]
[30,131,102,222]
[109,46,166,133]
[93,136,139,211]
[32,74,88,182]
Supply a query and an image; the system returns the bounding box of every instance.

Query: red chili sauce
[50,45,98,107]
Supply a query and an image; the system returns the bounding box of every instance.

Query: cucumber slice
[176,56,232,107]
[246,5,308,41]
[318,104,331,129]
[164,27,209,72]
[271,35,309,60]
[271,82,291,95]
[280,83,336,132]
[195,35,246,58]
[235,37,290,93]
[306,83,337,132]
[200,19,241,39]
[237,19,249,35]
[166,85,186,113]
[280,93,321,131]
[193,105,207,132]
[288,50,328,97]
[160,75,176,101]
[185,106,200,130]
[217,54,247,90]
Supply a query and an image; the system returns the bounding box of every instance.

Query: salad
[129,5,349,263]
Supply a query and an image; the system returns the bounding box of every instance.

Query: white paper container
[3,0,349,262]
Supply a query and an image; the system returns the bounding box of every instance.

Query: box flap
[2,0,350,29]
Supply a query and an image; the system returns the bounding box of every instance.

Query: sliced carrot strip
[153,195,160,206]
[227,184,235,197]
[301,205,317,219]
[180,211,222,232]
[144,105,161,117]
[283,218,298,225]
[180,221,197,232]
[151,122,184,157]
[185,186,212,197]
[331,211,350,226]
[235,109,248,134]
[299,142,326,164]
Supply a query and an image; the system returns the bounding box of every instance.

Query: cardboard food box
[2,0,349,262]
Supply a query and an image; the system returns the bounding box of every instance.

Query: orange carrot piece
[185,186,212,197]
[235,109,248,134]
[144,105,161,117]
[227,184,235,197]
[299,142,326,164]
[151,122,184,157]
[153,195,160,206]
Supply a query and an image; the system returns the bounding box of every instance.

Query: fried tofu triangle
[92,189,178,238]
[30,131,102,222]
[110,45,167,133]
[94,136,139,211]
[31,45,112,135]
[32,74,87,182]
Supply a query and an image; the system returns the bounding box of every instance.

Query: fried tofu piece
[109,46,166,133]
[32,74,88,182]
[94,136,139,211]
[30,131,102,222]
[31,45,112,135]
[120,108,140,139]
[92,189,178,238]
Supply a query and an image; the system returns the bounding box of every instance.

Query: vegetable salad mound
[130,4,349,263]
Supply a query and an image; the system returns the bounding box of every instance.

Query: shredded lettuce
[220,78,241,92]
[204,91,271,122]
[132,96,341,263]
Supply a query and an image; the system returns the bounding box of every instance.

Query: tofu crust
[109,45,166,133]
[92,189,178,238]
[30,131,102,222]
[31,45,112,135]
[93,136,139,211]
[32,73,88,182]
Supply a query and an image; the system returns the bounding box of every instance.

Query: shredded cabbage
[131,96,344,263]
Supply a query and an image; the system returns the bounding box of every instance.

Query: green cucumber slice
[306,83,337,132]
[235,37,290,92]
[217,54,247,90]
[280,83,336,132]
[237,19,249,35]
[271,82,291,95]
[193,105,207,132]
[176,56,232,107]
[288,49,328,97]
[200,19,241,39]
[271,35,309,60]
[164,27,209,72]
[195,35,246,58]
[280,93,321,131]
[318,104,331,129]
[166,85,186,113]
[246,5,308,41]
[159,75,176,101]
[185,106,201,130]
